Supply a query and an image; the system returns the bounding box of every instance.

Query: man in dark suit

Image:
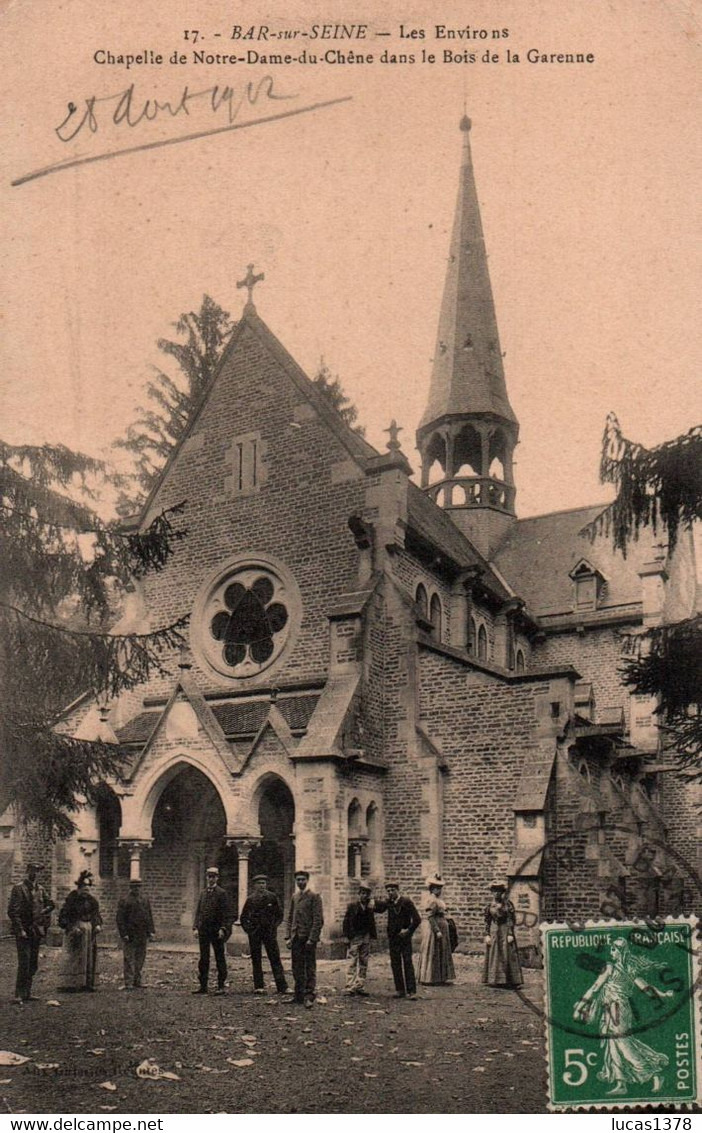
[240,873,288,995]
[7,863,54,1004]
[192,866,231,995]
[375,882,421,999]
[116,880,156,989]
[284,869,323,1008]
[342,880,377,996]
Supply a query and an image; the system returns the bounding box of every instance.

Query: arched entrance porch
[249,775,295,913]
[148,764,234,935]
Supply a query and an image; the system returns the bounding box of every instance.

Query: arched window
[515,648,525,672]
[366,802,380,875]
[467,617,477,654]
[477,624,488,661]
[96,784,122,879]
[347,799,364,877]
[415,583,428,621]
[429,594,442,642]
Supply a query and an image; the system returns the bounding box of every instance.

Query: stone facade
[7,119,698,962]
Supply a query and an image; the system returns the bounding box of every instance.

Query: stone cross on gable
[384,419,403,452]
[236,263,265,309]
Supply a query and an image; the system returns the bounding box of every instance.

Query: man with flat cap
[116,879,156,989]
[343,880,380,996]
[284,869,323,1007]
[240,873,288,995]
[375,882,421,999]
[7,862,54,1003]
[192,866,231,995]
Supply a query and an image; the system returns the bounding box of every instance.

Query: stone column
[120,839,152,881]
[349,840,367,880]
[228,837,259,919]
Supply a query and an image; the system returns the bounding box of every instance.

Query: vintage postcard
[1,0,700,1118]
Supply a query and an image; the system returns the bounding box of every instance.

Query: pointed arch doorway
[249,776,295,912]
[149,763,232,935]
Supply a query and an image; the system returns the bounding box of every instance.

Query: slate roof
[512,741,557,811]
[492,504,656,618]
[117,693,319,745]
[419,119,517,431]
[406,481,510,599]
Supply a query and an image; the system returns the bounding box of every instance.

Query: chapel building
[6,117,699,953]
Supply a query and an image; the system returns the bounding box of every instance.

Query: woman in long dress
[58,870,102,991]
[418,874,455,986]
[573,937,673,1096]
[483,880,523,988]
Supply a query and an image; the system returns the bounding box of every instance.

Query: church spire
[417,117,519,559]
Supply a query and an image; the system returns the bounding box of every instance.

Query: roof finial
[385,419,403,452]
[236,263,265,310]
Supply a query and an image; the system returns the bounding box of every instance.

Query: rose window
[194,560,298,680]
[210,576,288,668]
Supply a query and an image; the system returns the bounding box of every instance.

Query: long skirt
[59,921,98,990]
[418,916,455,985]
[483,924,523,988]
[597,990,668,1085]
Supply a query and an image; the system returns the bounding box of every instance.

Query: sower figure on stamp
[284,869,323,1008]
[116,879,156,990]
[192,866,231,996]
[342,880,377,997]
[573,937,673,1096]
[375,882,421,999]
[240,873,288,995]
[8,862,54,1004]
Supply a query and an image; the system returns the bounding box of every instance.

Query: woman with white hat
[418,873,455,986]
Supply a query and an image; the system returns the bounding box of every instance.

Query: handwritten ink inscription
[56,77,295,143]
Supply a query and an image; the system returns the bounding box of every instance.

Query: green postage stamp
[542,917,700,1110]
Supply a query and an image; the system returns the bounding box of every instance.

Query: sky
[1,0,700,519]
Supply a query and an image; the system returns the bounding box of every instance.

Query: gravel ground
[0,939,548,1114]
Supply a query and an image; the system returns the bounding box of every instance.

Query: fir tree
[312,358,365,437]
[589,414,702,775]
[116,295,235,512]
[0,439,188,836]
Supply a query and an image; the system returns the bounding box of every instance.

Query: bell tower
[416,116,518,559]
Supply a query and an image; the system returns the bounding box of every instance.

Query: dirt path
[1,941,547,1113]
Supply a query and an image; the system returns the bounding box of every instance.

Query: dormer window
[569,559,605,612]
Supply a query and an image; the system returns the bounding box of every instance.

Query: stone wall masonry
[418,647,539,938]
[360,577,440,915]
[657,771,701,911]
[135,324,367,703]
[533,626,631,727]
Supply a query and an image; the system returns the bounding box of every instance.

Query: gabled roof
[122,673,239,778]
[117,692,319,745]
[137,305,377,527]
[492,504,656,618]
